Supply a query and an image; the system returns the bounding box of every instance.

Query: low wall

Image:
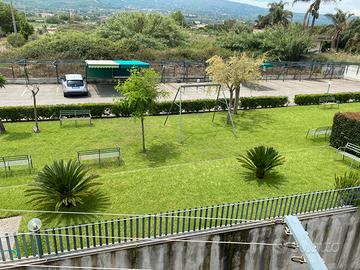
[7,209,359,270]
[344,65,360,81]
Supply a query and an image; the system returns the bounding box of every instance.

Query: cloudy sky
[232,0,360,15]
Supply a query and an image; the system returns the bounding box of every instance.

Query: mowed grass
[0,103,359,227]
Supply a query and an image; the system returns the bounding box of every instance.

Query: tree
[26,160,109,224]
[27,84,40,133]
[206,53,265,114]
[267,1,293,26]
[99,12,186,48]
[256,1,293,28]
[171,11,186,27]
[0,74,6,134]
[0,1,34,39]
[325,9,354,51]
[293,0,340,28]
[115,69,163,152]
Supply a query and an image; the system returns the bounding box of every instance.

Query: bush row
[0,96,289,122]
[330,112,360,149]
[294,92,360,105]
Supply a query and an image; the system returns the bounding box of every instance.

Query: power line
[0,263,150,270]
[0,232,283,247]
[0,208,263,223]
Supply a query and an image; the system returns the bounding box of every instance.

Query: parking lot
[0,79,359,107]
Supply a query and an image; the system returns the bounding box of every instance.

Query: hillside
[6,0,330,23]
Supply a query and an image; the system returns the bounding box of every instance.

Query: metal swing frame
[163,83,237,144]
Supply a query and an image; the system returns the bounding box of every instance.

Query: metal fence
[0,59,354,83]
[0,186,359,262]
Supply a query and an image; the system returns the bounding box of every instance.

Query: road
[0,79,359,107]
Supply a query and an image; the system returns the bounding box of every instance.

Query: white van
[61,74,88,97]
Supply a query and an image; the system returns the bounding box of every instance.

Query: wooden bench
[319,96,339,108]
[0,155,33,174]
[337,143,360,167]
[306,126,332,140]
[59,110,92,127]
[77,147,121,166]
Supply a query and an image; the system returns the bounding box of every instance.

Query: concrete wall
[344,65,360,81]
[11,209,360,270]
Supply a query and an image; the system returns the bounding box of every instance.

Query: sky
[231,0,360,16]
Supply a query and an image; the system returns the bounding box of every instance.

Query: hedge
[330,112,360,149]
[294,92,360,105]
[0,96,289,122]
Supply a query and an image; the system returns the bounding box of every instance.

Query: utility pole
[9,0,18,39]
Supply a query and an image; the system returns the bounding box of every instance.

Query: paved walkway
[0,216,22,260]
[0,79,359,107]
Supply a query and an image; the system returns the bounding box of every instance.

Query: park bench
[337,143,360,167]
[77,147,121,166]
[59,110,92,127]
[0,155,33,174]
[319,96,339,108]
[306,126,332,140]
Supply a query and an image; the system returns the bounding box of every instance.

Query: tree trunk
[233,86,241,115]
[140,116,146,153]
[303,9,310,28]
[229,89,234,110]
[227,89,234,124]
[0,119,5,134]
[32,91,40,133]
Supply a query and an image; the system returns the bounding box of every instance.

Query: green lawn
[0,103,359,227]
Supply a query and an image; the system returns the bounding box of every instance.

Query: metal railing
[0,186,358,262]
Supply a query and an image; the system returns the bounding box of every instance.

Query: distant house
[191,21,208,29]
[39,12,55,17]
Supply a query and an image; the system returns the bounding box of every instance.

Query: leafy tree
[218,24,315,61]
[293,0,340,28]
[325,9,354,51]
[206,53,265,114]
[0,1,34,39]
[45,16,62,24]
[261,24,315,61]
[115,69,163,152]
[6,31,118,60]
[237,146,285,179]
[171,11,186,27]
[0,74,5,134]
[6,32,26,47]
[26,160,110,224]
[99,12,186,48]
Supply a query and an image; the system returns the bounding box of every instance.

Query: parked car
[61,74,88,97]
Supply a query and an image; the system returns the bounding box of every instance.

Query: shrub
[237,146,285,179]
[330,112,360,148]
[0,96,288,122]
[25,160,109,224]
[294,92,360,105]
[241,96,288,109]
[334,172,360,207]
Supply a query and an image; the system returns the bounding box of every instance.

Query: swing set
[163,83,237,144]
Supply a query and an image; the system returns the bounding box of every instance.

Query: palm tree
[26,159,109,211]
[268,1,293,26]
[237,146,285,179]
[0,74,6,134]
[293,0,339,28]
[325,9,354,51]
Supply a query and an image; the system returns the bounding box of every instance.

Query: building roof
[85,60,119,68]
[115,60,150,68]
[85,60,150,69]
